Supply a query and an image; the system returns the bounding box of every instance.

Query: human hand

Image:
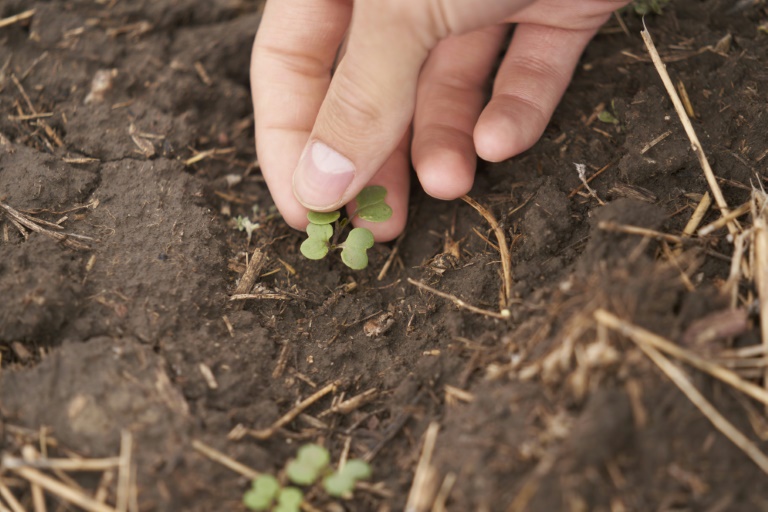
[251,0,630,241]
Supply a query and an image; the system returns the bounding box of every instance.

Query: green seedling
[285,444,331,486]
[340,228,375,270]
[300,185,392,269]
[234,215,260,243]
[243,475,281,511]
[597,109,619,125]
[630,0,670,15]
[354,185,392,221]
[598,99,620,126]
[323,459,373,498]
[233,205,280,244]
[274,488,303,512]
[244,476,304,512]
[243,444,372,511]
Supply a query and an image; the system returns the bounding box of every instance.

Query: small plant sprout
[597,100,619,125]
[243,444,372,511]
[244,475,304,512]
[234,215,260,242]
[597,109,619,125]
[243,475,281,511]
[273,488,303,512]
[300,185,392,270]
[323,459,373,498]
[629,0,670,15]
[285,444,331,486]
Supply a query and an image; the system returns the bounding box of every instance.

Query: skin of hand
[251,0,631,241]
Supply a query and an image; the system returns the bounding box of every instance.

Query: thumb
[291,3,425,211]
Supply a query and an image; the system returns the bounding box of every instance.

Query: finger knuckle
[326,73,385,135]
[253,42,327,79]
[367,0,451,46]
[424,0,454,38]
[510,52,567,88]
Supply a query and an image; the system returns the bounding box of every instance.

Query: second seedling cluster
[243,444,372,512]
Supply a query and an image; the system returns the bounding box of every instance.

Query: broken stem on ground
[641,23,737,235]
[461,195,513,309]
[596,309,768,475]
[408,278,511,321]
[228,380,342,441]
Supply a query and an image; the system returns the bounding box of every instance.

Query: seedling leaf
[323,472,355,498]
[254,475,281,496]
[339,459,372,481]
[243,475,280,510]
[274,487,303,512]
[597,110,619,124]
[300,223,333,260]
[354,186,392,222]
[285,459,317,486]
[296,444,330,471]
[340,228,374,270]
[306,222,333,241]
[355,185,387,206]
[357,203,393,222]
[307,210,340,225]
[340,248,367,269]
[632,0,669,15]
[300,237,329,260]
[234,215,260,241]
[345,228,375,249]
[243,489,272,511]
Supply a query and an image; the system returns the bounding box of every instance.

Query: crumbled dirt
[2,1,768,510]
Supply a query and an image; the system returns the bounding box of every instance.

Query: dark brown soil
[2,1,768,510]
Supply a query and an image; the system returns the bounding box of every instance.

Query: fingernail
[293,140,355,209]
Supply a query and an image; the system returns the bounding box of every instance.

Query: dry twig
[8,113,52,121]
[405,422,440,512]
[641,24,737,235]
[184,147,235,166]
[596,309,768,475]
[0,201,94,250]
[640,130,672,154]
[318,388,377,418]
[725,230,750,308]
[0,9,35,28]
[431,472,457,512]
[0,480,25,512]
[378,230,406,281]
[229,380,342,440]
[1,455,119,471]
[752,191,768,398]
[233,248,267,295]
[116,431,132,512]
[698,201,751,236]
[567,159,618,198]
[575,163,605,205]
[191,440,260,480]
[232,248,267,311]
[230,292,291,301]
[597,221,686,244]
[10,467,118,512]
[22,447,46,512]
[682,192,712,238]
[408,278,511,320]
[461,195,513,308]
[10,74,63,147]
[594,310,768,406]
